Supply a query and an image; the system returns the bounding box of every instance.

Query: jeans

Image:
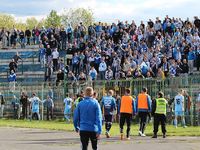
[9,81,15,92]
[40,55,46,68]
[72,64,79,76]
[61,38,67,50]
[47,107,53,120]
[53,59,58,71]
[22,105,28,119]
[188,60,194,74]
[99,71,105,80]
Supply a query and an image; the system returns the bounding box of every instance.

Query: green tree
[45,10,61,27]
[37,19,46,28]
[26,17,38,29]
[0,13,15,29]
[15,21,26,31]
[61,8,94,28]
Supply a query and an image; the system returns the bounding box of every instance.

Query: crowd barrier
[0,75,200,126]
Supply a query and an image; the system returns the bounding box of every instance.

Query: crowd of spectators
[1,15,200,85]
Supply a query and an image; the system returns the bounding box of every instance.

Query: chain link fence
[1,75,200,126]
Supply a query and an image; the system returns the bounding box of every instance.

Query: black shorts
[104,115,113,123]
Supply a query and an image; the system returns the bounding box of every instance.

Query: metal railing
[0,75,200,125]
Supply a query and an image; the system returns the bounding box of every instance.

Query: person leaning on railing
[9,59,17,74]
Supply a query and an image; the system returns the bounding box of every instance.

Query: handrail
[21,60,24,75]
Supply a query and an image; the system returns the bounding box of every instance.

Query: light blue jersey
[174,94,184,116]
[64,97,73,114]
[101,96,116,115]
[30,96,41,113]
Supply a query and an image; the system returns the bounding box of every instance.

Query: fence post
[21,60,24,75]
[64,56,67,94]
[188,77,196,126]
[41,83,44,121]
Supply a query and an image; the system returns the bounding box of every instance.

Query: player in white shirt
[174,89,187,128]
[63,94,73,122]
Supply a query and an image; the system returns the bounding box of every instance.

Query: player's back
[64,98,72,108]
[174,94,184,112]
[102,96,116,115]
[31,97,40,113]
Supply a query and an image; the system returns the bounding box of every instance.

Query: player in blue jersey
[63,94,73,122]
[101,90,116,138]
[29,93,42,120]
[174,89,187,128]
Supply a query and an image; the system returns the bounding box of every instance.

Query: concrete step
[0,71,45,76]
[0,45,39,52]
[0,61,40,66]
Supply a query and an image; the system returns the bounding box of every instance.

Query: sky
[0,0,200,24]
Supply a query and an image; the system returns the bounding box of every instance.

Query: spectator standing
[99,57,107,80]
[44,63,53,83]
[46,45,52,66]
[187,48,196,75]
[105,66,113,80]
[0,92,5,118]
[52,48,59,71]
[19,30,25,48]
[8,70,16,92]
[32,27,36,45]
[9,59,17,73]
[13,52,22,64]
[1,28,8,49]
[160,57,169,77]
[10,29,17,49]
[39,44,46,68]
[56,70,64,86]
[20,92,29,119]
[169,59,177,77]
[25,28,31,45]
[12,95,20,119]
[60,27,67,50]
[89,66,98,81]
[43,96,54,120]
[72,52,80,76]
[180,59,189,75]
[66,23,73,43]
[195,46,200,71]
[194,16,200,31]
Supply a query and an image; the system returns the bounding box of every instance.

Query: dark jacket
[25,30,31,37]
[0,95,5,105]
[180,63,189,74]
[20,95,28,107]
